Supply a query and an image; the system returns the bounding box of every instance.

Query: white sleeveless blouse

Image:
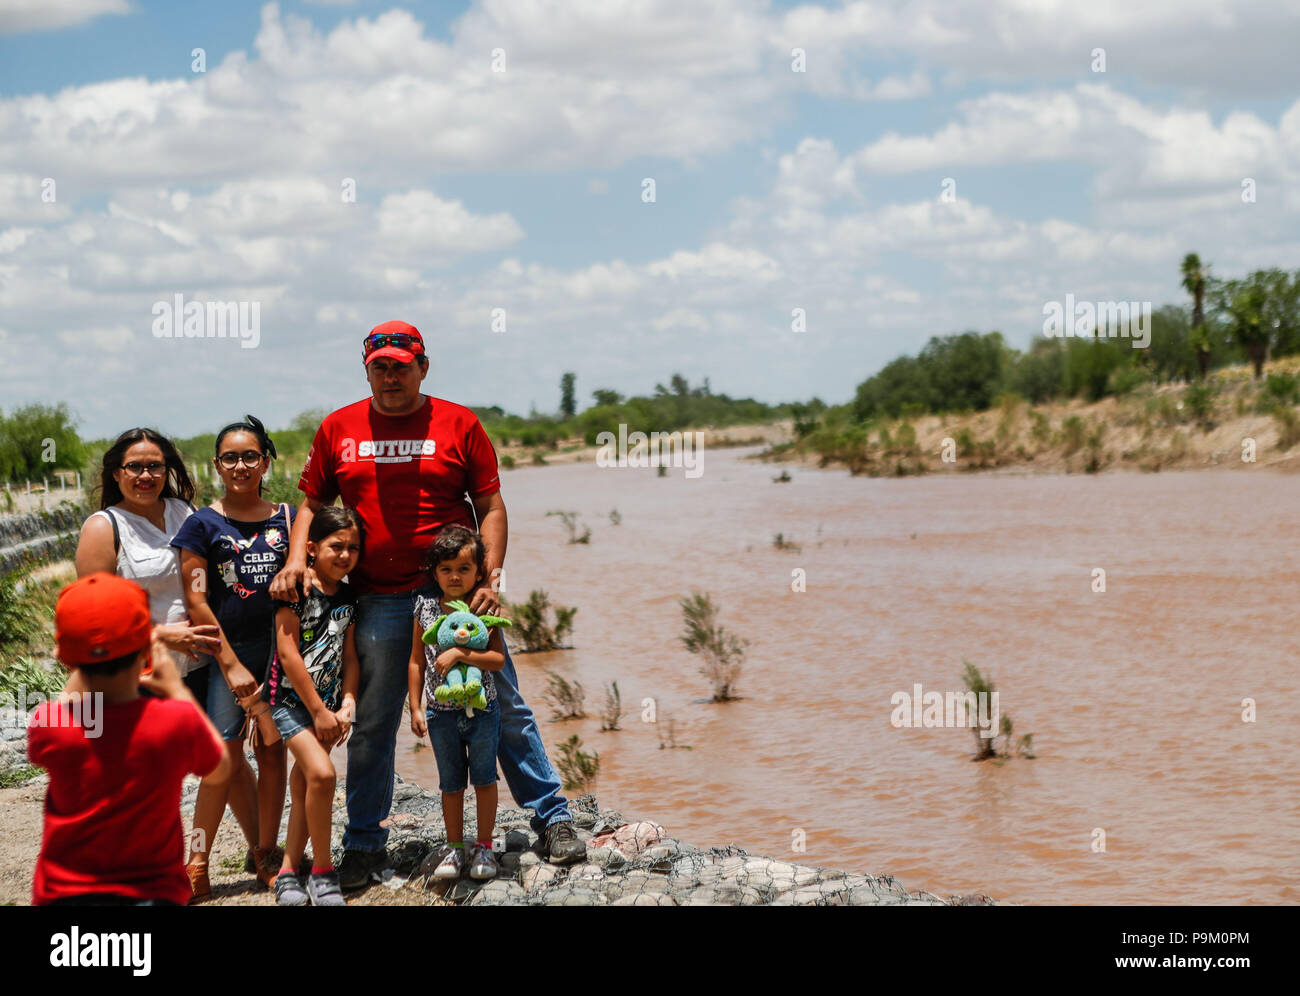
[89,498,201,673]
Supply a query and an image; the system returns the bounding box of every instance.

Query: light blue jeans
[342,585,571,852]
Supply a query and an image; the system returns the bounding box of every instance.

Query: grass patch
[0,764,43,788]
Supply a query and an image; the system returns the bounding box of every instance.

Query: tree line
[849,256,1300,420]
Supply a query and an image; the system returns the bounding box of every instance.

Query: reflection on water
[390,448,1299,904]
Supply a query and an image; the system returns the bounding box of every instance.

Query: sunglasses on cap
[362,332,426,359]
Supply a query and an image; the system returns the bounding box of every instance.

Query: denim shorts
[426,702,500,793]
[270,700,315,742]
[187,647,270,742]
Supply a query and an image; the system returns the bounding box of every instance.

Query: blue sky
[2,0,1299,438]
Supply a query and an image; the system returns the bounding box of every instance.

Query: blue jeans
[342,586,571,852]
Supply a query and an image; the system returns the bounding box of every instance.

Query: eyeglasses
[120,462,166,477]
[216,450,266,469]
[362,332,425,359]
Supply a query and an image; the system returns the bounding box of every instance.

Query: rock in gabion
[167,766,994,907]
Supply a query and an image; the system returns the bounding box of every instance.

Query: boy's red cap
[54,573,152,666]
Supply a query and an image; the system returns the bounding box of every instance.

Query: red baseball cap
[363,320,426,365]
[54,573,152,667]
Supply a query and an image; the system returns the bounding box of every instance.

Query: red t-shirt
[299,395,501,593]
[28,695,224,906]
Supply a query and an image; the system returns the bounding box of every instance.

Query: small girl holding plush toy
[408,524,512,881]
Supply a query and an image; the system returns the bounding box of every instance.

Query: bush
[0,654,65,705]
[960,660,1034,761]
[543,672,586,720]
[546,510,590,544]
[1260,372,1300,412]
[1274,407,1300,450]
[1059,416,1086,455]
[504,590,577,652]
[599,681,623,731]
[1183,382,1218,426]
[679,591,747,702]
[0,571,41,651]
[1107,365,1148,397]
[554,735,599,792]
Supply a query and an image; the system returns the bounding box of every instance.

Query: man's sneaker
[274,872,308,907]
[337,849,385,891]
[307,870,346,907]
[468,844,498,881]
[432,846,466,880]
[542,820,586,865]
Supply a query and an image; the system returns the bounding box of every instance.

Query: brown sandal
[185,860,211,903]
[252,846,284,890]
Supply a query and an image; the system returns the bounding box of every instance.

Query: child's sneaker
[468,844,497,881]
[274,872,308,907]
[432,846,466,880]
[307,870,346,907]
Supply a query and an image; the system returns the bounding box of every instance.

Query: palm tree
[1181,253,1210,380]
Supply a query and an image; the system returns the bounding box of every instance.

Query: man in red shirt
[29,573,228,906]
[272,320,584,889]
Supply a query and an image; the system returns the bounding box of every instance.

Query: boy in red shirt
[28,572,230,906]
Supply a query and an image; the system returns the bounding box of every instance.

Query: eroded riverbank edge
[0,764,997,906]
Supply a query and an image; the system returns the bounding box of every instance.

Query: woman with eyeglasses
[169,416,293,900]
[75,428,220,662]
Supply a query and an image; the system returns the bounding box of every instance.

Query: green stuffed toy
[422,599,513,716]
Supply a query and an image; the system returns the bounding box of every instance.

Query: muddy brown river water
[392,447,1299,904]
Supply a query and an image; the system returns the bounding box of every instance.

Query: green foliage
[559,372,577,418]
[543,672,586,720]
[1107,364,1148,397]
[772,532,800,552]
[854,332,1011,419]
[0,572,41,651]
[0,765,43,788]
[1274,407,1300,451]
[1062,337,1129,402]
[1084,424,1107,474]
[679,591,746,702]
[960,660,1034,761]
[1059,416,1086,455]
[0,403,86,483]
[600,681,623,731]
[1182,381,1219,426]
[790,398,826,439]
[1261,372,1300,411]
[503,590,576,653]
[546,509,590,544]
[1012,337,1066,403]
[1212,267,1300,365]
[0,655,66,702]
[554,734,599,792]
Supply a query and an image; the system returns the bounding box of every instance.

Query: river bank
[495,359,1300,478]
[0,765,988,906]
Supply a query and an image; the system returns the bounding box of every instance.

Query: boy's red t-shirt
[27,695,223,906]
[298,395,501,593]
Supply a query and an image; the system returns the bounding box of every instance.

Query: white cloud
[0,0,132,36]
[854,83,1298,215]
[375,190,524,255]
[0,174,73,225]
